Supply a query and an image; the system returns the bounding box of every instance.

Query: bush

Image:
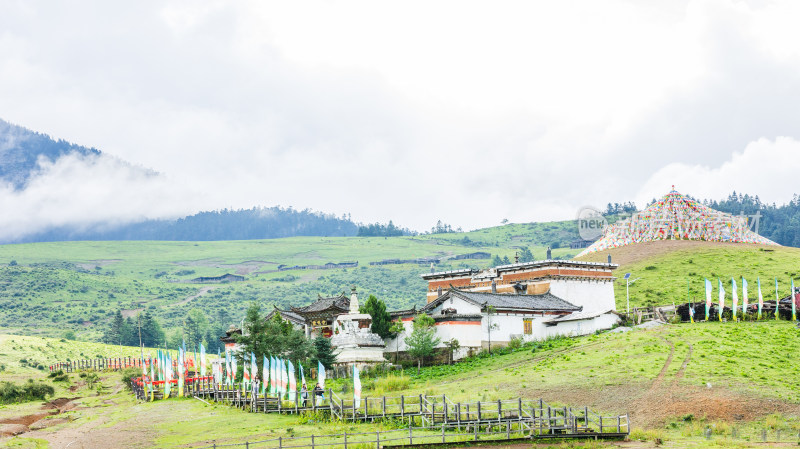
[0,380,55,404]
[120,367,141,391]
[48,370,70,382]
[507,336,523,350]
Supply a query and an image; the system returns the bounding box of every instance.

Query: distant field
[578,240,800,310]
[0,223,580,340]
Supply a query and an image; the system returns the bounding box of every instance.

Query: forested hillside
[703,192,800,247]
[0,118,100,188]
[16,207,360,242]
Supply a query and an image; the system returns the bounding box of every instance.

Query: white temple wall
[544,313,620,339]
[548,279,616,313]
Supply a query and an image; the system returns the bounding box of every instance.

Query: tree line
[102,308,228,354]
[702,191,800,247]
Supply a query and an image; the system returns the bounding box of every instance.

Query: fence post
[498,399,502,422]
[311,435,315,449]
[344,431,348,449]
[442,423,445,443]
[408,427,412,445]
[400,395,405,418]
[477,401,482,422]
[383,396,386,418]
[474,422,478,441]
[278,436,282,449]
[376,431,380,448]
[506,420,511,439]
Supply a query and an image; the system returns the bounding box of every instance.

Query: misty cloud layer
[2,0,800,237]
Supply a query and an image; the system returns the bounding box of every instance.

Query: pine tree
[104,310,125,345]
[359,295,393,339]
[234,303,315,371]
[140,311,165,347]
[312,336,337,369]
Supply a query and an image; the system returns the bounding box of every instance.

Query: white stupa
[329,287,386,366]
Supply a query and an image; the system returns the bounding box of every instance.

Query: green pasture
[0,224,579,340]
[2,320,800,448]
[601,244,800,310]
[400,320,800,405]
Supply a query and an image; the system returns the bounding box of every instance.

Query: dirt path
[672,343,692,386]
[648,338,675,391]
[0,397,80,437]
[178,286,217,305]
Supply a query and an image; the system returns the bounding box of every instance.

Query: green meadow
[0,223,579,340]
[579,241,800,310]
[2,320,799,448]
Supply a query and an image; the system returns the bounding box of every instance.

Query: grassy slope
[578,240,800,310]
[0,223,580,339]
[3,320,799,448]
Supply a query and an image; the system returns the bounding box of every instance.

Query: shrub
[0,380,55,404]
[48,370,70,382]
[120,367,141,391]
[507,336,523,350]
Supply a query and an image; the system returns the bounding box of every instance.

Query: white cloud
[1,0,800,235]
[0,153,196,240]
[637,136,800,206]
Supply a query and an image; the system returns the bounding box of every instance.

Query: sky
[2,0,800,236]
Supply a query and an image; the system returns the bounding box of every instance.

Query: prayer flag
[270,356,276,395]
[718,279,725,321]
[353,365,362,409]
[742,278,748,317]
[775,278,780,319]
[704,278,712,320]
[262,356,268,395]
[282,359,289,399]
[757,277,763,320]
[200,344,206,378]
[318,360,326,390]
[232,353,238,385]
[792,279,797,321]
[731,278,738,321]
[178,348,185,397]
[225,350,232,386]
[150,357,155,402]
[288,360,297,401]
[243,362,250,393]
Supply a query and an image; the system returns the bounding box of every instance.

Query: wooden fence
[129,377,629,445]
[50,356,153,373]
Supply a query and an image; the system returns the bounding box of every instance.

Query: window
[523,319,533,335]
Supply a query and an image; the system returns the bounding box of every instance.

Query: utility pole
[625,273,641,315]
[138,312,145,365]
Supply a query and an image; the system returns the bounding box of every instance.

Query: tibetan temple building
[220,292,352,349]
[421,259,618,313]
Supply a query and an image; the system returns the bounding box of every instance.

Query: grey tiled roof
[292,293,349,314]
[457,290,581,311]
[389,306,417,317]
[422,289,581,313]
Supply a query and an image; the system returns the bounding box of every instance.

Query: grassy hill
[578,241,800,311]
[0,223,581,340]
[2,320,799,447]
